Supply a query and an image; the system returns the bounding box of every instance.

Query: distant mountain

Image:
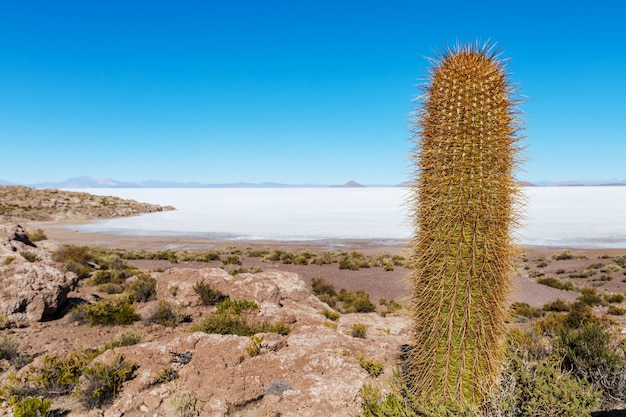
[331,180,365,188]
[0,179,15,185]
[28,176,327,189]
[532,178,626,186]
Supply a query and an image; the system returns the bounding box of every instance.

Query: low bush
[88,269,124,286]
[193,279,227,306]
[0,335,19,361]
[52,245,95,278]
[72,295,139,325]
[27,352,90,395]
[190,299,289,336]
[0,313,9,329]
[322,308,340,321]
[20,251,38,263]
[96,283,125,294]
[569,268,598,279]
[127,273,157,302]
[148,300,190,327]
[153,366,179,384]
[27,228,47,242]
[536,276,574,291]
[607,305,626,316]
[78,355,137,409]
[510,302,543,320]
[2,255,15,266]
[601,263,623,273]
[552,250,574,260]
[577,288,606,307]
[605,293,625,304]
[351,323,367,338]
[311,277,337,297]
[246,335,264,357]
[543,299,571,312]
[355,353,384,377]
[171,387,197,417]
[379,298,402,316]
[338,289,376,313]
[12,396,51,417]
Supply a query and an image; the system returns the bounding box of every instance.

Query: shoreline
[27,220,626,255]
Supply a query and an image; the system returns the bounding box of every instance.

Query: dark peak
[332,180,365,188]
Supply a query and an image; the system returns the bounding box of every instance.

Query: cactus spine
[407,43,522,407]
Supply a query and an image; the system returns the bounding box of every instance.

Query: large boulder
[0,224,78,323]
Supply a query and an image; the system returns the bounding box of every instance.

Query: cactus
[406,43,522,407]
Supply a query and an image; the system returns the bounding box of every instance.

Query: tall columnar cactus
[407,43,522,407]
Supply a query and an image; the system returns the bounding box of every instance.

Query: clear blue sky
[1,0,624,185]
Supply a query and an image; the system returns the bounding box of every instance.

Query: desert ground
[3,218,626,416]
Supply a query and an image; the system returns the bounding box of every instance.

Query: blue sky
[1,0,624,185]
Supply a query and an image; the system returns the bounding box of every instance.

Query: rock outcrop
[100,268,410,417]
[0,225,78,323]
[0,185,174,222]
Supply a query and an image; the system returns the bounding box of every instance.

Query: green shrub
[338,289,376,313]
[577,288,606,306]
[27,228,47,242]
[27,352,89,395]
[190,299,289,336]
[536,276,574,291]
[222,254,242,266]
[601,263,622,273]
[246,335,264,357]
[262,321,291,336]
[190,311,256,336]
[106,330,143,350]
[351,323,367,338]
[311,277,337,297]
[96,283,125,294]
[510,302,543,320]
[0,335,19,361]
[0,313,9,330]
[322,308,340,321]
[569,268,598,279]
[356,353,384,377]
[379,298,402,316]
[3,255,15,266]
[245,249,269,258]
[148,300,190,327]
[193,279,227,305]
[153,366,179,384]
[552,250,574,260]
[171,388,197,417]
[614,255,626,267]
[88,269,124,286]
[78,355,137,409]
[12,396,51,417]
[605,293,625,304]
[607,305,626,316]
[543,299,571,312]
[52,245,95,278]
[82,295,140,325]
[20,251,38,263]
[127,273,157,302]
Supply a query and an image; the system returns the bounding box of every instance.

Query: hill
[0,185,174,222]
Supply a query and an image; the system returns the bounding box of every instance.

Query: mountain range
[0,176,372,188]
[1,176,626,189]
